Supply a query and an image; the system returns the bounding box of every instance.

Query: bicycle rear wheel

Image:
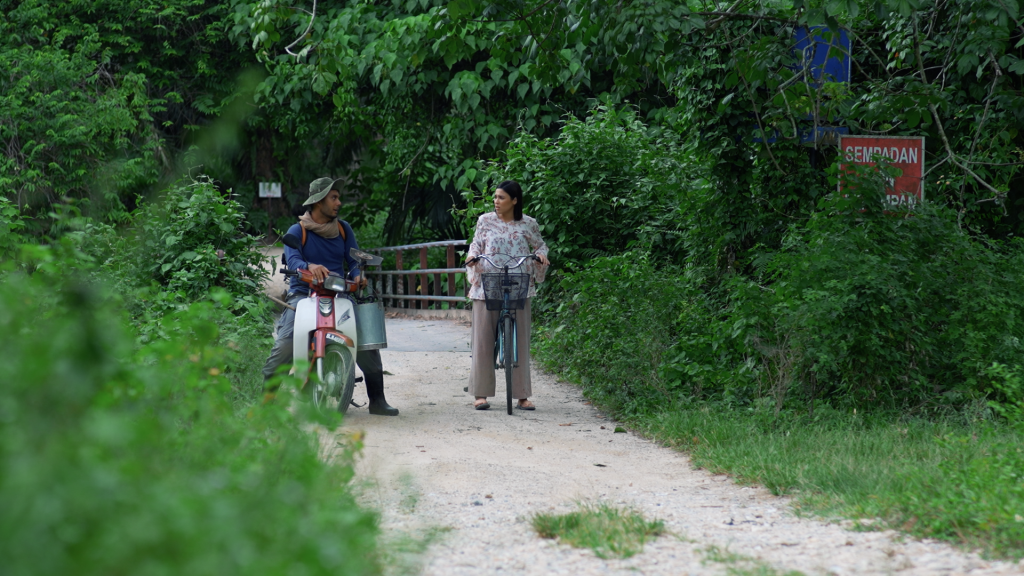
[504,315,514,415]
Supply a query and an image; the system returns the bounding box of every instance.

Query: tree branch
[285,0,317,59]
[847,29,894,82]
[911,19,1004,206]
[704,0,749,32]
[696,11,797,25]
[738,72,786,175]
[966,52,1003,163]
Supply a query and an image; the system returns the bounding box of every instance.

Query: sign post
[259,182,282,238]
[838,135,925,208]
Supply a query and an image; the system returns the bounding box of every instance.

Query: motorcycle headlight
[323,275,349,293]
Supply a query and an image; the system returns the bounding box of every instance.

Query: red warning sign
[839,135,925,207]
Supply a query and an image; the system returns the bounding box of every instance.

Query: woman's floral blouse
[466,211,549,300]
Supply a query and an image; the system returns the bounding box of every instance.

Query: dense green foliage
[232,0,1024,246]
[729,189,1024,410]
[0,197,25,258]
[5,0,1023,244]
[0,0,254,231]
[509,103,1024,417]
[0,274,380,576]
[488,107,694,267]
[0,178,381,574]
[5,0,1024,560]
[520,106,1024,556]
[535,250,696,416]
[126,178,270,306]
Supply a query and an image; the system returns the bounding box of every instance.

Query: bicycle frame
[494,271,519,370]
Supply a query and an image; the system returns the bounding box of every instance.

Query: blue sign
[751,27,851,145]
[794,26,851,84]
[753,125,849,145]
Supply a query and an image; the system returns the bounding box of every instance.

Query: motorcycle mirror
[349,247,383,266]
[282,233,302,250]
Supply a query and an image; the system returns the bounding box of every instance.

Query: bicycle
[466,252,541,415]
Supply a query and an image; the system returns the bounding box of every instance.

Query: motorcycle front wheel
[312,342,356,414]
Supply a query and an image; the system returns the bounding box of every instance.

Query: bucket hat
[304,177,342,206]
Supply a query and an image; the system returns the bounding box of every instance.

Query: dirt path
[331,318,1020,576]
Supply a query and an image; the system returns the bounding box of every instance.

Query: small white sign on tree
[258,182,282,198]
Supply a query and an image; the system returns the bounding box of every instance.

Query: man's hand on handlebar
[353,274,368,289]
[306,263,330,284]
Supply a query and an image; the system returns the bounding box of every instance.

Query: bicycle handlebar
[466,253,540,269]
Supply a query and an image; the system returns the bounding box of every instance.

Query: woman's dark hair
[497,180,524,221]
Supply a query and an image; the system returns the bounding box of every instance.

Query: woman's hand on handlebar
[466,256,480,267]
[534,253,550,266]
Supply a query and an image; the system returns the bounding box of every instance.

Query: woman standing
[466,181,550,410]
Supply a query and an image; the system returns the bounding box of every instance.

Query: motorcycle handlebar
[280,268,359,290]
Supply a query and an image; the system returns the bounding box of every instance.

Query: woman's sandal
[474,399,490,410]
[515,400,536,411]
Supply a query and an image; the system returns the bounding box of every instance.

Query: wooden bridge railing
[362,240,470,311]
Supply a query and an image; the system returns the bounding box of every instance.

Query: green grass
[701,544,806,576]
[536,304,1024,561]
[633,405,1024,560]
[531,501,666,559]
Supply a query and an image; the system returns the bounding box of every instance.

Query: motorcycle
[279,233,387,414]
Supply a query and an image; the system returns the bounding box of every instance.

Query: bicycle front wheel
[504,315,514,415]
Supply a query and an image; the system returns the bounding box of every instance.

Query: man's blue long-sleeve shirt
[283,221,362,296]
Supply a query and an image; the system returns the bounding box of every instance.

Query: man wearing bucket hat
[261,176,399,416]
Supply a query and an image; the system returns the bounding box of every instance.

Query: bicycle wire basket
[481,272,530,310]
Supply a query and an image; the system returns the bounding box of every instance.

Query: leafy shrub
[0,17,158,229]
[485,106,699,268]
[716,169,1024,410]
[0,263,380,576]
[985,363,1024,430]
[0,196,25,260]
[127,176,269,306]
[545,159,1024,416]
[536,251,696,415]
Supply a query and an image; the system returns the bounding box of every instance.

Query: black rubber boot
[365,372,398,416]
[358,349,398,416]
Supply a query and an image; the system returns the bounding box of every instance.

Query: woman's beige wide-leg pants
[469,298,532,399]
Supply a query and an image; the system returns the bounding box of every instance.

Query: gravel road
[324,318,1021,576]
